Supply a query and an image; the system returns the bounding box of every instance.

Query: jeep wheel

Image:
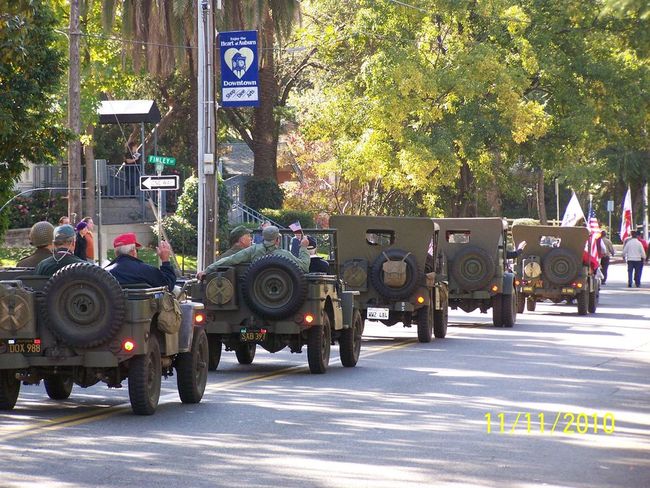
[527,297,537,311]
[451,246,495,291]
[502,293,516,328]
[543,248,579,285]
[0,370,20,410]
[433,303,448,339]
[207,335,222,371]
[128,334,162,415]
[369,249,420,300]
[517,292,526,314]
[577,290,589,315]
[44,376,73,400]
[42,263,126,348]
[416,304,433,343]
[340,310,363,367]
[176,328,208,404]
[307,313,331,374]
[588,288,598,314]
[242,255,307,320]
[492,294,504,327]
[235,343,256,365]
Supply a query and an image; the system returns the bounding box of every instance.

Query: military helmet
[29,221,55,248]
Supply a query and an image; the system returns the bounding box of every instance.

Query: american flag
[586,206,601,264]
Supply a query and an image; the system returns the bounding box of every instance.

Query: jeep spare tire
[543,248,579,285]
[242,254,307,319]
[369,249,420,300]
[451,246,495,291]
[41,263,126,348]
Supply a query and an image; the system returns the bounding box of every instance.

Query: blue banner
[219,30,259,108]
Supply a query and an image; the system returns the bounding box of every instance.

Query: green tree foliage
[244,178,284,210]
[0,0,68,234]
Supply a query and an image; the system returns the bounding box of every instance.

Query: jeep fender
[341,290,359,329]
[178,302,205,353]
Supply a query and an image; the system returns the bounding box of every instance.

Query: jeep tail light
[194,312,206,324]
[576,282,583,289]
[491,285,499,292]
[417,296,425,304]
[122,339,135,352]
[304,313,314,324]
[514,279,520,286]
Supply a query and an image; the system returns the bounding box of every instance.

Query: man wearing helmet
[17,221,55,267]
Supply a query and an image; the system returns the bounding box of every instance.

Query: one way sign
[139,175,180,191]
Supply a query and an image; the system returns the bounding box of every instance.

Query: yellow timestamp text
[484,412,615,435]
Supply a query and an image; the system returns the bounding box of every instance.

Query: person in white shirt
[622,231,646,288]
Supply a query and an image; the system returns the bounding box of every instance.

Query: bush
[5,191,67,229]
[511,218,539,227]
[244,178,284,210]
[176,175,199,226]
[259,209,315,228]
[153,215,197,255]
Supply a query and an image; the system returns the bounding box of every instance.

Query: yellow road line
[0,338,417,441]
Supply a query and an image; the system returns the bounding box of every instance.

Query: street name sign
[139,175,180,191]
[147,155,176,166]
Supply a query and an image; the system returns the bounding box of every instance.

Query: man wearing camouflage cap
[198,225,310,279]
[17,221,55,267]
[219,225,253,259]
[35,224,86,276]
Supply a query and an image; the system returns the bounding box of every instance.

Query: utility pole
[197,0,218,271]
[67,0,82,224]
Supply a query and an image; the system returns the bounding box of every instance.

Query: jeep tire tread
[517,292,526,314]
[128,334,162,415]
[588,288,598,314]
[176,328,209,404]
[501,292,516,328]
[44,376,73,400]
[41,263,126,348]
[0,370,20,410]
[416,304,433,343]
[307,313,331,374]
[492,294,504,327]
[339,310,363,367]
[207,335,222,371]
[433,302,448,339]
[577,290,589,315]
[235,342,256,365]
[527,297,537,311]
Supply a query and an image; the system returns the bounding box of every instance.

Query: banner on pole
[219,30,259,107]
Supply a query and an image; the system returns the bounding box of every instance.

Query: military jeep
[192,229,363,374]
[512,225,599,315]
[329,215,449,342]
[0,263,208,415]
[433,217,517,327]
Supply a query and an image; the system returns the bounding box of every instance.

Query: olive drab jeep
[511,225,600,315]
[329,215,450,342]
[192,229,363,374]
[0,263,208,415]
[433,217,517,327]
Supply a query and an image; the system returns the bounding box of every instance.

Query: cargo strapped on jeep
[381,251,411,287]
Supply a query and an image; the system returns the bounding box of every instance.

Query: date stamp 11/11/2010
[484,412,615,435]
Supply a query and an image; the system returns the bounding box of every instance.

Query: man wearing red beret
[106,233,176,292]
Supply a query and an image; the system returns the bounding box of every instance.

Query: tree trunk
[537,168,547,224]
[68,0,82,224]
[454,161,476,217]
[252,11,279,181]
[84,124,96,220]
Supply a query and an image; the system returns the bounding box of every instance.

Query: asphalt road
[1,263,648,487]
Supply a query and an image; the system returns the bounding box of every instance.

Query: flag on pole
[619,187,632,242]
[586,204,601,267]
[561,191,585,226]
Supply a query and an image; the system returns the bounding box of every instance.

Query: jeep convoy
[0,263,207,415]
[512,225,600,315]
[192,229,363,374]
[330,215,449,342]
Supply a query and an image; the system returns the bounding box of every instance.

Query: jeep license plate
[240,328,266,342]
[366,307,390,320]
[562,288,575,294]
[0,338,41,354]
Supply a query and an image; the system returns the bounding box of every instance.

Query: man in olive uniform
[17,221,55,267]
[35,225,86,276]
[199,225,310,278]
[220,225,253,258]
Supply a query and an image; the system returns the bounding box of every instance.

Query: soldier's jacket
[219,243,247,259]
[34,250,86,276]
[16,247,52,268]
[207,242,310,273]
